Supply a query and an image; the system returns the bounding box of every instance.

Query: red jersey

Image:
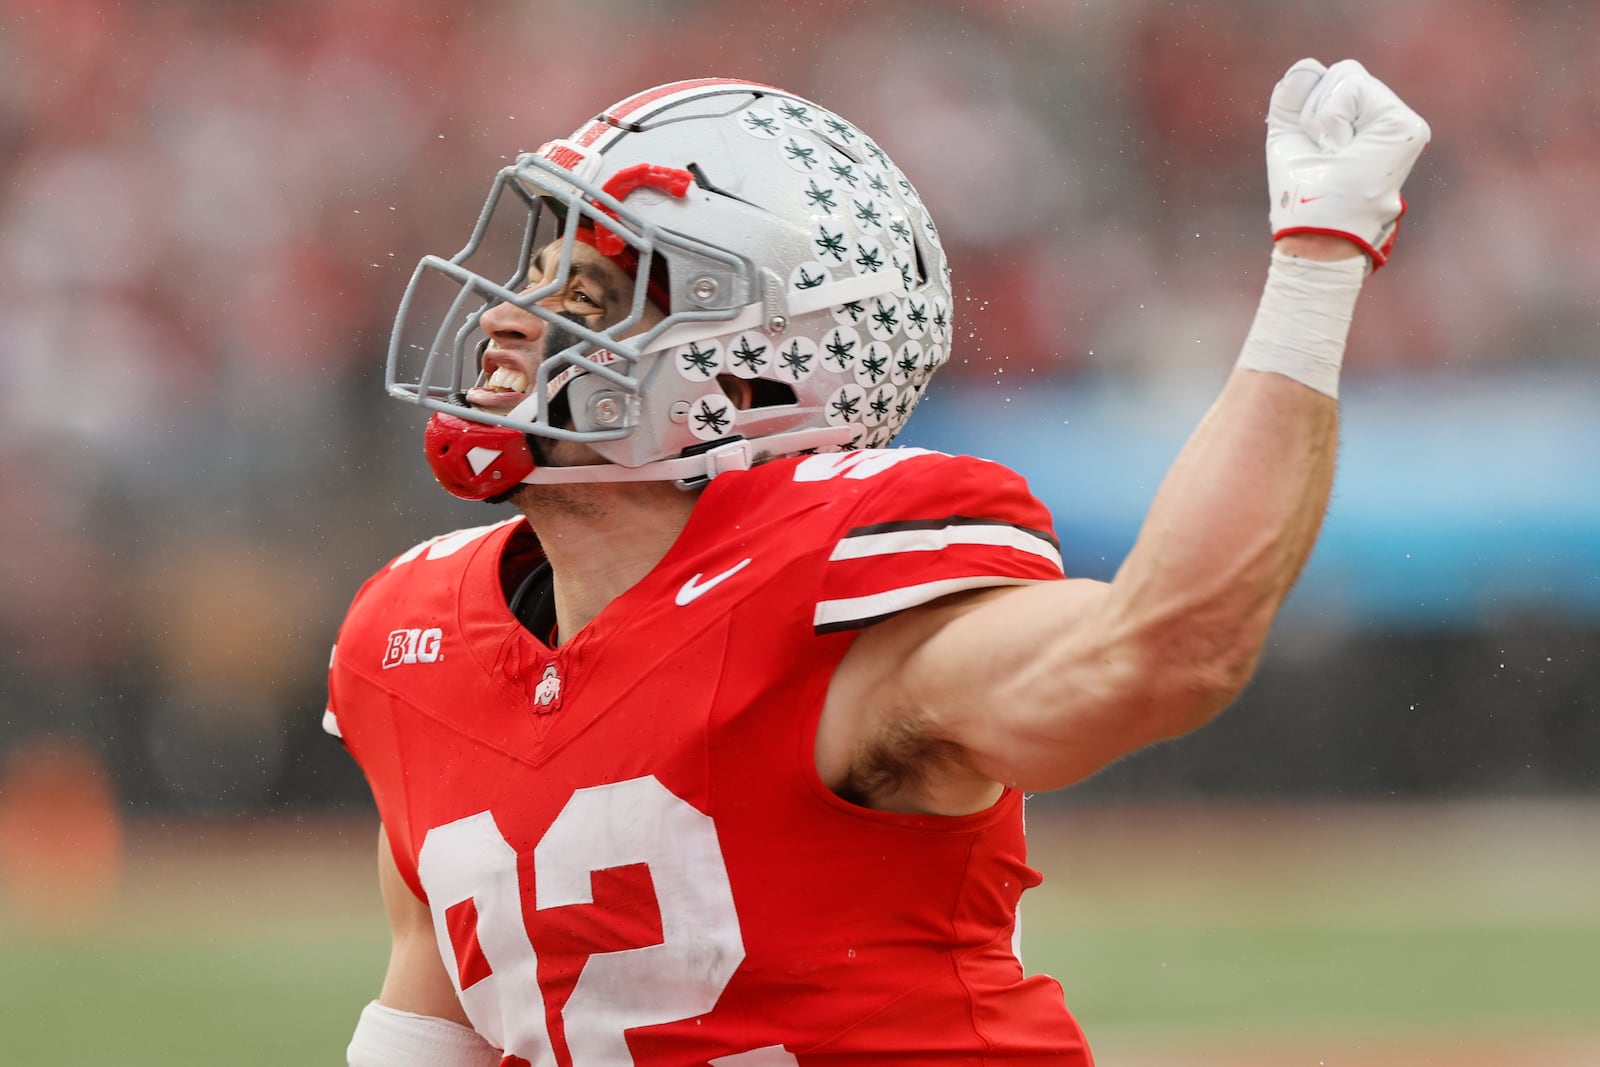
[326,449,1092,1066]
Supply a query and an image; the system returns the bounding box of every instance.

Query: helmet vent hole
[685,162,762,212]
[911,240,930,289]
[745,380,796,410]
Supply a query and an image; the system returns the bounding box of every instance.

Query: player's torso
[332,452,1088,1065]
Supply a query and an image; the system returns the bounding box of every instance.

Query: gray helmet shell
[387,79,954,485]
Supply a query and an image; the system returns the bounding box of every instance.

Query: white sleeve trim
[814,575,1037,631]
[829,522,1062,568]
[321,709,342,739]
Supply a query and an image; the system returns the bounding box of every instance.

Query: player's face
[469,239,665,417]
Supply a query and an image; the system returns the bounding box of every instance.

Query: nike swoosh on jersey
[675,558,754,605]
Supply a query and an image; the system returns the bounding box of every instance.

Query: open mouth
[466,366,530,411]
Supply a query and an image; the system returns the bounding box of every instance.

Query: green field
[3,803,1597,1065]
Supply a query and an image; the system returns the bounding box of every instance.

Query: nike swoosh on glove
[1266,57,1432,268]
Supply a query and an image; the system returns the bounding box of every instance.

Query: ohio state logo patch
[532,662,562,714]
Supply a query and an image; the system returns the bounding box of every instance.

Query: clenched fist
[1266,58,1431,268]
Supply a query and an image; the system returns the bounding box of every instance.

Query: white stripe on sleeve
[813,575,1037,631]
[829,523,1062,568]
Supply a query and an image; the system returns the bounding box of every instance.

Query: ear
[717,374,757,411]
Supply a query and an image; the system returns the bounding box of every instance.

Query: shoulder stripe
[829,517,1062,568]
[388,518,520,569]
[813,575,1038,634]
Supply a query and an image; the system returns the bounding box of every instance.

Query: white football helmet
[387,78,954,499]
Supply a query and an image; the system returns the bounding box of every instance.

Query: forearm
[1109,249,1358,706]
[1115,365,1338,679]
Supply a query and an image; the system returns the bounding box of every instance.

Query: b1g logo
[382,627,443,669]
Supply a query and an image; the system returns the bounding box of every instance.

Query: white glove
[1266,58,1431,268]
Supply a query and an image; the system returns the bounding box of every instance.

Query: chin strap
[518,425,855,488]
[425,412,854,499]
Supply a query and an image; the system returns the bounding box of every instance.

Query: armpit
[834,710,996,815]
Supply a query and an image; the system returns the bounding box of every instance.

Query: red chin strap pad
[423,412,537,501]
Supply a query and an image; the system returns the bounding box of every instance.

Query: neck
[514,479,698,641]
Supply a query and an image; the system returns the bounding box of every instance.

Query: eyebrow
[528,247,626,306]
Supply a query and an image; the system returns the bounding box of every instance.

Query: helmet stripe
[547,80,789,177]
[602,78,781,123]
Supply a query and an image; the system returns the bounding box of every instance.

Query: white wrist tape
[1235,249,1365,398]
[347,1000,501,1067]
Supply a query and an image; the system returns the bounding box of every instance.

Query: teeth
[485,367,530,393]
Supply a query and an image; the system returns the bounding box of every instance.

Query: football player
[327,61,1428,1066]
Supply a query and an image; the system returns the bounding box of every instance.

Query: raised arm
[822,59,1430,814]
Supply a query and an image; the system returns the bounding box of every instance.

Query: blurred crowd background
[0,0,1596,858]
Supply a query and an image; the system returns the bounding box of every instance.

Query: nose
[479,297,546,344]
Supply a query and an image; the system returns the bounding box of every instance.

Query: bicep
[869,577,1191,794]
[376,826,473,1027]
